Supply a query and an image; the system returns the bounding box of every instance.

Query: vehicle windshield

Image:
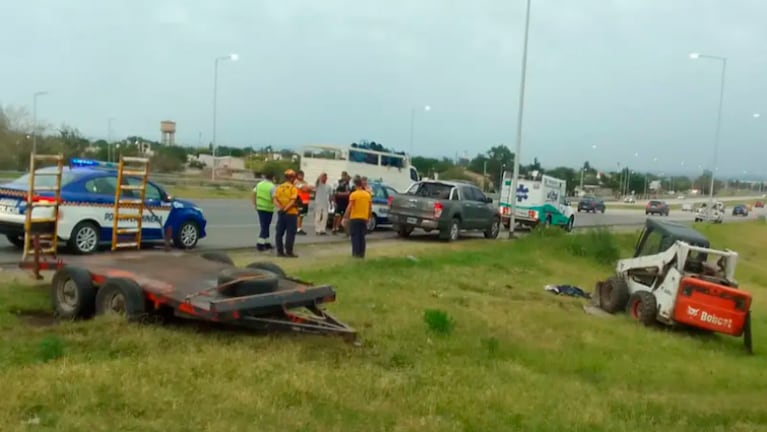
[6,169,76,190]
[406,182,453,199]
[649,201,663,205]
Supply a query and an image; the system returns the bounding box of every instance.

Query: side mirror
[485,197,493,204]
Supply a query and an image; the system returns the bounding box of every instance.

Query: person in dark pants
[272,169,300,258]
[343,176,372,258]
[252,172,276,251]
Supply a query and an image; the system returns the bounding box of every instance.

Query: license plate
[406,217,417,224]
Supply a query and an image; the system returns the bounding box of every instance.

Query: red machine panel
[673,276,751,336]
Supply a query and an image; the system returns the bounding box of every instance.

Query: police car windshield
[10,169,76,189]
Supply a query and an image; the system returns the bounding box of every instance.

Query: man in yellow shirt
[272,169,300,258]
[343,176,372,258]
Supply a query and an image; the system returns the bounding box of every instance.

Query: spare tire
[245,262,287,278]
[218,267,279,297]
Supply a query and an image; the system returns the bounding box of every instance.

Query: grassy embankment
[0,222,766,431]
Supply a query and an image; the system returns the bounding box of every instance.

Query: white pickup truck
[694,201,724,223]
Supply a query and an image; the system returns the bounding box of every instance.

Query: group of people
[251,169,373,258]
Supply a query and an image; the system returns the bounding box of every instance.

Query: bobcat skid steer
[593,218,753,353]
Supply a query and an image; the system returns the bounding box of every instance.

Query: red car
[755,201,764,208]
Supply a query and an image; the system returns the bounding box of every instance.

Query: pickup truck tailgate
[390,195,438,220]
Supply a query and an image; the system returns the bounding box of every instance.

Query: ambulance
[499,171,575,231]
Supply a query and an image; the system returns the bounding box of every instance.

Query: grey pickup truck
[388,180,501,241]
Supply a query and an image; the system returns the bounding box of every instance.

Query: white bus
[299,145,420,192]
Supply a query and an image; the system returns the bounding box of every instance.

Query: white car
[694,203,724,224]
[623,196,636,203]
[681,203,693,212]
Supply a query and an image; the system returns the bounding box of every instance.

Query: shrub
[423,309,454,335]
[565,227,620,266]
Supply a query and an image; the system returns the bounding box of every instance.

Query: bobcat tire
[218,267,279,297]
[627,291,657,326]
[599,276,630,314]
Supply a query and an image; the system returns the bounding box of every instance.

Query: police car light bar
[69,158,119,169]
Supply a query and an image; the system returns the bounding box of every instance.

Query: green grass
[0,223,766,431]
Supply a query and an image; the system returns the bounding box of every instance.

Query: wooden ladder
[111,156,151,251]
[22,153,64,261]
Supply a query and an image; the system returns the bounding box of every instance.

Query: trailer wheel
[51,266,96,320]
[201,251,234,266]
[95,277,146,320]
[245,262,287,278]
[218,268,279,297]
[627,291,657,326]
[599,276,630,314]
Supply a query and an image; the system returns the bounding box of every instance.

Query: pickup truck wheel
[395,225,413,238]
[484,218,500,239]
[440,219,460,242]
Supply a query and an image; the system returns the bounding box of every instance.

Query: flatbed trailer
[19,249,357,339]
[16,153,356,341]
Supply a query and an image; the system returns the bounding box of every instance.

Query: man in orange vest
[294,170,313,235]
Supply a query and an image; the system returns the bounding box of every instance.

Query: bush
[564,227,620,266]
[423,309,454,335]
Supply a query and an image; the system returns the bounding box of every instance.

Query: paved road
[0,198,763,263]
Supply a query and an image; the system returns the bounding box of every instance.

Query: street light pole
[508,0,532,239]
[408,105,431,157]
[689,52,727,210]
[211,53,239,180]
[107,117,115,162]
[32,91,48,154]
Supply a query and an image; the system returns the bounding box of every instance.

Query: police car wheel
[6,234,24,249]
[69,221,100,255]
[173,221,199,249]
[367,214,377,232]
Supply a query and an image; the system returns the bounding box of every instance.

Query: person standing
[332,171,352,234]
[313,173,332,235]
[251,172,276,251]
[294,170,312,235]
[273,169,299,258]
[343,176,372,258]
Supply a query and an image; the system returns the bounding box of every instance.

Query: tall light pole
[32,91,49,154]
[689,52,727,210]
[508,0,532,239]
[211,53,239,180]
[408,105,431,157]
[754,113,765,193]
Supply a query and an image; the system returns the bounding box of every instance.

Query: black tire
[395,225,413,238]
[68,221,100,254]
[245,261,287,278]
[599,276,630,314]
[95,277,146,320]
[564,216,574,232]
[601,208,605,214]
[367,214,377,232]
[173,220,200,249]
[51,266,96,320]
[6,234,24,249]
[217,267,279,297]
[201,251,234,266]
[439,218,460,242]
[627,291,657,326]
[484,217,500,239]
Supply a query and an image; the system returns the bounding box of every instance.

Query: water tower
[160,120,176,146]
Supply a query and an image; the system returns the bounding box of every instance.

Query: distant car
[694,202,724,224]
[677,195,685,200]
[623,196,636,203]
[755,201,765,208]
[645,200,669,216]
[681,203,693,212]
[577,196,605,213]
[732,204,749,217]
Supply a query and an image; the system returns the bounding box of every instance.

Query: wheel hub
[56,279,79,313]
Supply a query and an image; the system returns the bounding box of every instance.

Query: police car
[0,158,207,254]
[326,181,399,231]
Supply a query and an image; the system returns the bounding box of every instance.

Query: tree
[467,145,514,188]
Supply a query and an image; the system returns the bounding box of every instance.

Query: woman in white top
[313,173,332,235]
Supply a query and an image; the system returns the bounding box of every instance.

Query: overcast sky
[2,0,766,176]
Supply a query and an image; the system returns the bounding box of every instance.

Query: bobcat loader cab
[593,218,753,353]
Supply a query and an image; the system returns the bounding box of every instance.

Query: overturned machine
[593,218,753,353]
